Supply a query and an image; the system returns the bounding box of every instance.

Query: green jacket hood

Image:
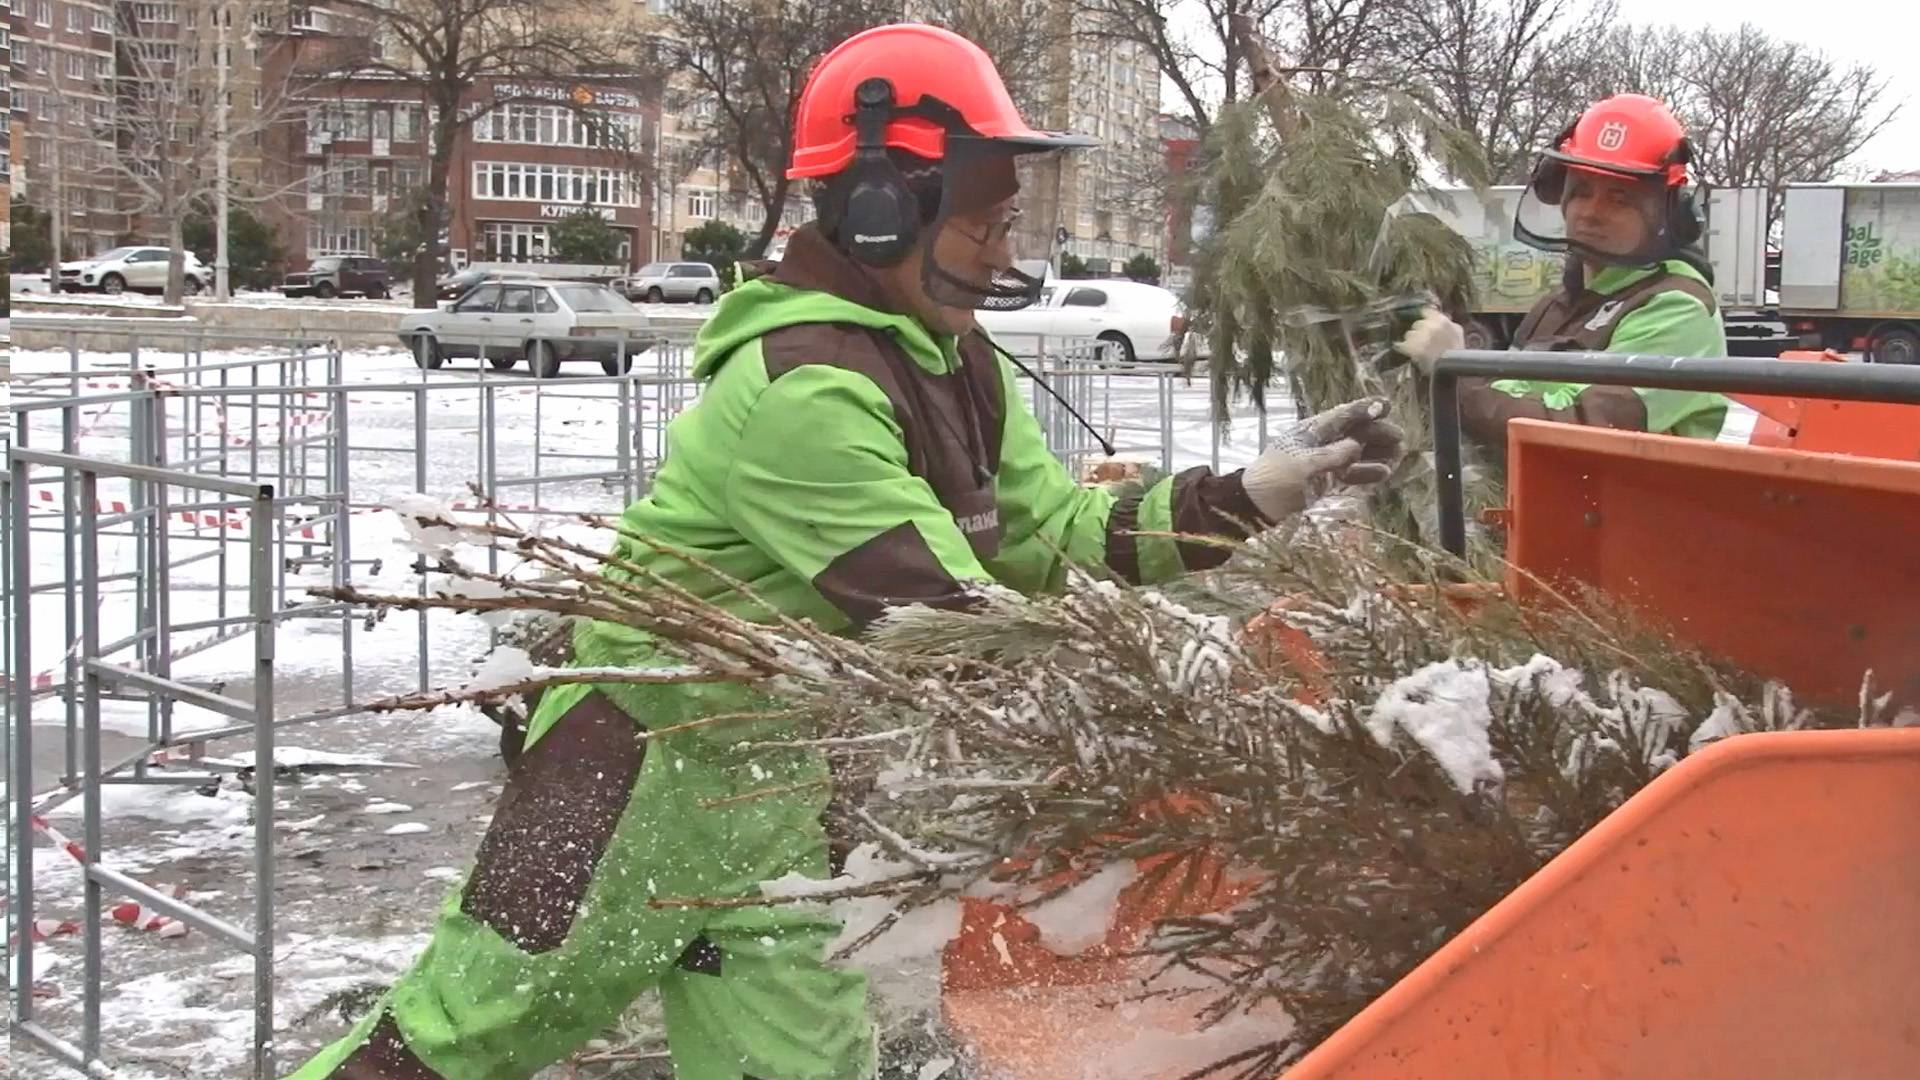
[692,226,953,379]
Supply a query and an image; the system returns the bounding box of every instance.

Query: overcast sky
[1611,0,1916,173]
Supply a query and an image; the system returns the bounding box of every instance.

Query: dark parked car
[434,267,545,303]
[281,256,392,299]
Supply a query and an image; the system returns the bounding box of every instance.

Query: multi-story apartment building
[1053,29,1164,274]
[8,0,125,257]
[3,5,12,250]
[8,0,1170,274]
[254,3,660,269]
[637,0,807,260]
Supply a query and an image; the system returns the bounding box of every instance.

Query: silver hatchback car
[397,280,656,377]
[623,262,721,304]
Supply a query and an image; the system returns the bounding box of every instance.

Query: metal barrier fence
[7,449,280,1077]
[3,325,1184,1076]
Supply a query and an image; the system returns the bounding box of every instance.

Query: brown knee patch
[675,933,723,976]
[332,1014,444,1079]
[460,691,643,953]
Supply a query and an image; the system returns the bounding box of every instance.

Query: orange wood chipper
[939,352,1920,1080]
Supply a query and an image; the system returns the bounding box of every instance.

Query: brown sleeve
[813,521,983,629]
[1106,468,1267,585]
[1459,378,1648,449]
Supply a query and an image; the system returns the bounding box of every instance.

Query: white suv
[622,262,720,304]
[57,246,213,296]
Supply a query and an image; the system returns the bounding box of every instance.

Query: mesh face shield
[1514,155,1683,268]
[918,134,1075,312]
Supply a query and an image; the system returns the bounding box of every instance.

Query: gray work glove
[1243,397,1406,521]
[1395,306,1467,374]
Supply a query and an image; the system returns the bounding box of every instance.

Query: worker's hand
[1395,306,1467,374]
[1243,397,1405,521]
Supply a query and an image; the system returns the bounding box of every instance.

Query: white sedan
[397,280,655,377]
[977,278,1201,363]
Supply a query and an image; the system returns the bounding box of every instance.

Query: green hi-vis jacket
[545,226,1267,744]
[1461,258,1733,447]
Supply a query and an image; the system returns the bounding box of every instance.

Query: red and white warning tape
[27,917,85,942]
[22,815,190,940]
[30,485,326,537]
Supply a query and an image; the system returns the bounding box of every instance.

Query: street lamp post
[214,0,232,299]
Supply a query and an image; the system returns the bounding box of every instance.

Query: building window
[475,103,638,149]
[34,1,51,28]
[480,222,561,261]
[133,3,177,23]
[687,188,716,218]
[393,104,417,142]
[94,56,110,80]
[471,161,639,207]
[66,5,82,31]
[67,53,85,79]
[92,8,109,31]
[307,226,371,256]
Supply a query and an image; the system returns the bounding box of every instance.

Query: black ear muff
[837,78,918,267]
[1532,157,1568,206]
[1663,139,1702,247]
[1671,186,1704,247]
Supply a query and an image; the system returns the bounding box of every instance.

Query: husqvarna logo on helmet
[1597,121,1629,152]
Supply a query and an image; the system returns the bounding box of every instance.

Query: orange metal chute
[1502,419,1920,704]
[1283,728,1920,1080]
[942,421,1920,1079]
[1732,350,1920,462]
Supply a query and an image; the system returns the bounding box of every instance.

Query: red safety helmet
[787,23,1093,179]
[1544,93,1691,188]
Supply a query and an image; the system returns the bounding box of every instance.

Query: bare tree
[911,0,1057,120]
[109,0,305,303]
[1075,0,1287,134]
[1516,21,1897,224]
[1678,24,1899,227]
[317,0,648,305]
[652,0,899,258]
[1396,0,1601,182]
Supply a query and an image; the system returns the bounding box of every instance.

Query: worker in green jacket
[288,23,1402,1080]
[1397,93,1733,449]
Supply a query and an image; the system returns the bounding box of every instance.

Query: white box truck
[1778,183,1920,365]
[1404,185,1771,351]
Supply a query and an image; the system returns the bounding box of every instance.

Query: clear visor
[1515,156,1678,268]
[920,134,1070,312]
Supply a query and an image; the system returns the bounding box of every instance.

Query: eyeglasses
[954,207,1023,248]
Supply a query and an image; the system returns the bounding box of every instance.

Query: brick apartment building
[6,0,125,258]
[255,5,660,271]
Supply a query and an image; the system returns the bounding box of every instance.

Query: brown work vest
[1514,269,1718,351]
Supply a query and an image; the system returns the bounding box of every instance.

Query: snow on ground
[7,334,1283,1077]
